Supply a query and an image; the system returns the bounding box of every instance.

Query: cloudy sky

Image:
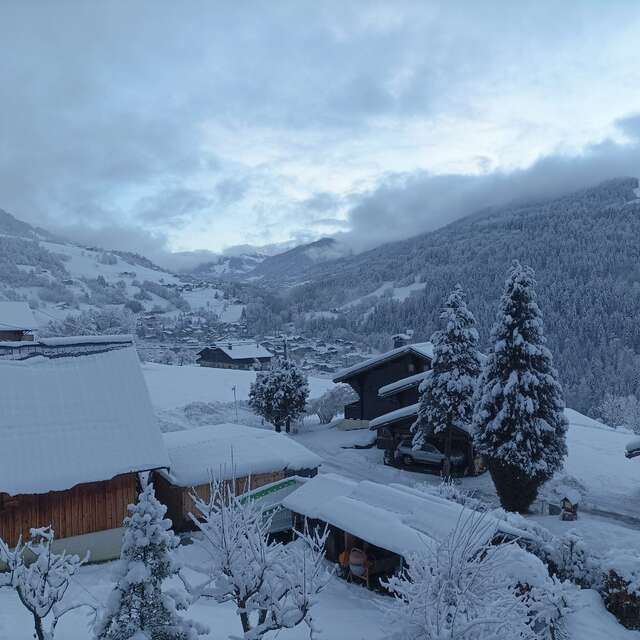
[2,1,640,264]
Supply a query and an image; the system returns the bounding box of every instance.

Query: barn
[0,301,37,342]
[197,340,273,370]
[154,423,322,532]
[0,341,169,561]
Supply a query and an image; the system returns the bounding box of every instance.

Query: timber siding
[155,470,286,532]
[0,473,137,547]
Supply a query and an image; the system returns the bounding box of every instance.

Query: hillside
[278,178,640,415]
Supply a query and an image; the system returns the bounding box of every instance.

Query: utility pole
[232,384,238,423]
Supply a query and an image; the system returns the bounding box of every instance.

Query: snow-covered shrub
[249,357,309,432]
[601,550,640,629]
[46,307,134,337]
[382,511,570,640]
[186,477,330,639]
[416,477,487,512]
[550,532,602,589]
[95,482,206,640]
[411,285,481,475]
[473,262,568,513]
[306,383,357,424]
[0,527,90,640]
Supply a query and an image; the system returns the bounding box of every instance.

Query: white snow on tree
[0,526,89,640]
[473,261,568,513]
[248,356,309,432]
[411,284,481,473]
[95,481,206,640]
[307,383,357,424]
[382,510,571,640]
[186,477,329,640]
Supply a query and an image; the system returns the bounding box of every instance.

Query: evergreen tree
[411,285,482,475]
[473,261,568,513]
[248,357,309,432]
[95,481,205,640]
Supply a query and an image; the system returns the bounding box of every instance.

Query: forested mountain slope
[285,178,640,414]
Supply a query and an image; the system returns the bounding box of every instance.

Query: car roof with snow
[0,345,169,496]
[333,342,433,383]
[159,423,322,487]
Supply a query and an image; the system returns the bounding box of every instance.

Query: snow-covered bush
[416,477,487,512]
[601,550,640,629]
[186,477,330,639]
[411,285,481,475]
[46,307,134,337]
[551,532,602,589]
[95,482,205,640]
[382,511,571,640]
[473,262,568,513]
[0,527,90,640]
[249,357,309,432]
[306,383,357,424]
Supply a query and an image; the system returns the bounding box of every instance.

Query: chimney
[392,333,409,349]
[228,343,233,350]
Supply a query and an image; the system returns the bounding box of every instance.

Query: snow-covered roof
[333,342,433,383]
[0,346,169,496]
[0,301,38,331]
[625,436,640,459]
[378,370,430,398]
[283,473,532,558]
[369,403,419,430]
[159,424,322,487]
[201,341,273,361]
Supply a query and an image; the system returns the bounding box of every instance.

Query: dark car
[388,439,465,471]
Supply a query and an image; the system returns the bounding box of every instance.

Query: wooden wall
[155,470,286,532]
[0,474,137,547]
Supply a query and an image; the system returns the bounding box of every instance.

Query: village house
[332,339,433,423]
[0,338,169,561]
[282,473,534,589]
[196,340,273,370]
[0,301,38,341]
[154,423,321,532]
[333,337,482,474]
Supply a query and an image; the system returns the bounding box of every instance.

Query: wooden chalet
[333,340,434,422]
[155,423,321,532]
[0,339,169,561]
[0,301,37,342]
[197,340,273,370]
[334,338,481,475]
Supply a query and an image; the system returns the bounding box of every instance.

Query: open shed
[155,424,322,531]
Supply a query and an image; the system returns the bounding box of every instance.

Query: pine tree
[473,261,568,513]
[248,357,309,432]
[411,285,482,475]
[95,481,205,640]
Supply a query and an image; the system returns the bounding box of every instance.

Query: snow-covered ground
[142,362,334,410]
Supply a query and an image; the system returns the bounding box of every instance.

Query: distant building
[0,338,169,561]
[0,301,38,341]
[196,340,273,370]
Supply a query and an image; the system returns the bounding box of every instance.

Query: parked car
[388,439,466,472]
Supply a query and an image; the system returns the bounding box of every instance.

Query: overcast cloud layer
[2,1,640,265]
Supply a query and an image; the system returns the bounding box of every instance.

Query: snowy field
[142,362,334,410]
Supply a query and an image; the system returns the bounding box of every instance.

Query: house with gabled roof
[197,340,273,370]
[0,338,169,561]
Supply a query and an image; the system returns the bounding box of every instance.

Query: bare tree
[184,477,329,639]
[0,527,93,640]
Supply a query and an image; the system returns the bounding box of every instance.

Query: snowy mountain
[252,178,640,416]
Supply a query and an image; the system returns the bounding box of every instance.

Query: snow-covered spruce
[473,262,568,513]
[411,284,482,473]
[248,356,309,432]
[186,477,329,640]
[95,481,205,640]
[0,527,89,640]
